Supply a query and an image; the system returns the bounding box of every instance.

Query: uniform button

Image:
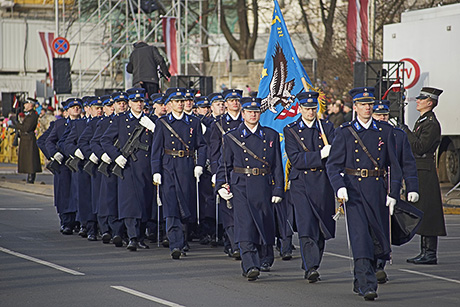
[301,137,304,141]
[357,168,361,170]
[263,148,266,151]
[304,171,308,174]
[244,150,247,153]
[145,154,148,157]
[356,158,360,162]
[188,141,191,143]
[299,130,302,133]
[242,142,245,145]
[246,166,250,168]
[173,148,175,150]
[376,178,379,181]
[171,134,174,137]
[172,141,175,144]
[245,158,248,161]
[263,157,266,159]
[127,125,130,128]
[241,135,244,137]
[320,169,323,172]
[263,140,266,143]
[247,174,250,177]
[227,128,230,131]
[379,128,382,131]
[378,148,381,151]
[319,145,322,148]
[355,140,358,143]
[262,165,265,167]
[128,133,131,136]
[355,149,358,153]
[375,167,379,170]
[377,158,380,161]
[379,137,382,140]
[126,119,128,121]
[189,135,192,137]
[358,178,362,182]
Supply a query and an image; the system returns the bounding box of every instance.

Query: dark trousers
[239,242,274,273]
[224,225,238,253]
[124,218,140,240]
[278,236,293,255]
[59,212,76,229]
[353,258,378,295]
[166,216,185,251]
[98,215,124,237]
[299,235,325,271]
[86,220,98,236]
[134,81,159,98]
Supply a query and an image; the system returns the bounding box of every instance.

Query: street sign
[52,37,70,55]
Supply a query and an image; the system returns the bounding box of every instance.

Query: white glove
[407,192,419,203]
[139,116,156,132]
[271,196,282,204]
[201,123,207,134]
[320,144,332,159]
[74,148,84,160]
[101,152,112,164]
[89,153,99,164]
[337,187,349,202]
[115,155,127,169]
[211,174,216,185]
[386,196,397,215]
[218,187,233,201]
[53,152,64,164]
[153,173,162,185]
[194,166,203,181]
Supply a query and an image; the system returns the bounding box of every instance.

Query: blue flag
[258,0,315,170]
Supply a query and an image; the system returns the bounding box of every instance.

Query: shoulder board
[339,121,352,129]
[286,121,298,128]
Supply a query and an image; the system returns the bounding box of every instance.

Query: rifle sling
[160,118,190,150]
[347,126,380,169]
[226,132,271,169]
[288,127,310,152]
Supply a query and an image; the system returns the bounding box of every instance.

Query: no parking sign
[52,37,70,55]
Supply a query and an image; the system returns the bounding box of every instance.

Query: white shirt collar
[302,118,316,128]
[228,112,240,121]
[172,111,184,120]
[245,123,259,134]
[132,111,142,119]
[357,117,372,129]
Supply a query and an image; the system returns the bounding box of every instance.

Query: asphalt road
[1,187,460,307]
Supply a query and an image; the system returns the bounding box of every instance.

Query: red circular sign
[400,58,420,89]
[52,37,70,55]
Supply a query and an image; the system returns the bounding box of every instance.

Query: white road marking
[0,246,85,276]
[0,208,43,211]
[324,251,353,260]
[111,286,185,307]
[399,269,460,284]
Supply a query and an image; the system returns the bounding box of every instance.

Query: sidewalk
[1,162,460,213]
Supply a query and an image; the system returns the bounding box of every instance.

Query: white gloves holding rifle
[74,148,84,160]
[89,153,99,164]
[115,155,127,169]
[53,152,64,164]
[139,116,156,132]
[153,173,162,185]
[101,153,112,164]
[320,145,332,159]
[337,187,349,202]
[218,186,233,201]
[271,196,282,204]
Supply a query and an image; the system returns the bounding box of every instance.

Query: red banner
[347,0,369,65]
[162,17,178,76]
[38,32,55,85]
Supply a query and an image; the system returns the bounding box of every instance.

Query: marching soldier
[372,100,419,282]
[216,97,284,281]
[326,87,402,300]
[401,87,447,265]
[45,98,82,234]
[151,88,207,259]
[209,90,243,258]
[283,91,336,283]
[101,88,156,251]
[63,96,99,241]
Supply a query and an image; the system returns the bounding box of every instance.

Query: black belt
[164,148,194,157]
[233,166,270,176]
[345,168,386,178]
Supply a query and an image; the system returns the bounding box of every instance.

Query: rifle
[98,139,119,177]
[112,125,149,179]
[46,159,61,174]
[65,156,80,172]
[83,160,97,177]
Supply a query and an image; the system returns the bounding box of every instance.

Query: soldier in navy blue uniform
[151,88,207,259]
[78,96,104,241]
[101,88,156,251]
[63,96,99,241]
[216,97,284,281]
[209,90,243,258]
[283,91,336,283]
[372,99,420,282]
[326,87,402,300]
[194,96,217,245]
[45,98,82,234]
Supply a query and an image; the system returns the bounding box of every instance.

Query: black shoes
[232,250,241,260]
[363,290,378,301]
[127,239,138,251]
[376,269,388,284]
[62,227,73,235]
[408,236,438,265]
[171,248,181,259]
[305,269,320,283]
[137,241,150,249]
[260,263,271,272]
[243,268,260,281]
[412,253,437,264]
[87,234,97,241]
[112,235,123,247]
[78,227,87,238]
[101,232,112,244]
[281,252,292,261]
[162,238,170,248]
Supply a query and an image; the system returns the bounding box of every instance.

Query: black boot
[27,173,36,184]
[407,236,426,263]
[413,236,437,264]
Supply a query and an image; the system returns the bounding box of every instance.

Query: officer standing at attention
[151,88,207,259]
[45,98,82,234]
[14,98,42,183]
[401,87,446,265]
[372,99,419,282]
[216,97,284,281]
[101,88,156,251]
[283,91,336,283]
[326,87,402,300]
[209,90,243,258]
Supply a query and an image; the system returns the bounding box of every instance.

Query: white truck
[383,3,460,185]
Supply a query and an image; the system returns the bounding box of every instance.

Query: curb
[0,180,53,197]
